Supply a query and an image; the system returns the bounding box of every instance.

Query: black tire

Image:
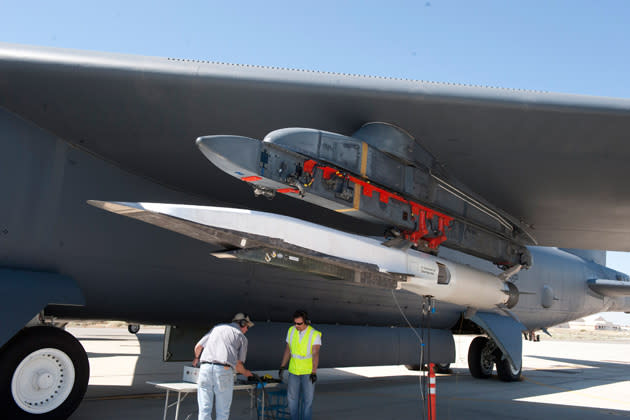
[495,355,522,382]
[127,324,140,334]
[404,364,421,371]
[468,336,493,379]
[0,326,89,419]
[435,363,451,374]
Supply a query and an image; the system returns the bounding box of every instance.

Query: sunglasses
[294,322,304,325]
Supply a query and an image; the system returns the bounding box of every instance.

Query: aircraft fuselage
[1,106,627,334]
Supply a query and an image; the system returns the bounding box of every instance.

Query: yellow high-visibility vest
[287,325,322,375]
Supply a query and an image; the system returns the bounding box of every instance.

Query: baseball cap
[232,313,255,327]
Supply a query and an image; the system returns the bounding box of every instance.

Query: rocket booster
[89,201,520,310]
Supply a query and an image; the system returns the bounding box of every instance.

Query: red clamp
[321,167,339,180]
[403,208,452,248]
[301,159,453,249]
[303,159,318,174]
[277,188,300,194]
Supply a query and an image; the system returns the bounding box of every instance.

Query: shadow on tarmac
[70,329,630,420]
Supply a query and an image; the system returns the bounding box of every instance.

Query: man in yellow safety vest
[278,310,322,420]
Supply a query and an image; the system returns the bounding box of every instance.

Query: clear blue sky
[2,0,630,97]
[2,1,630,322]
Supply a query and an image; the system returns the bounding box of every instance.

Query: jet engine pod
[504,281,520,309]
[400,256,522,310]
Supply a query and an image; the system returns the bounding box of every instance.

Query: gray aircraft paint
[165,323,454,369]
[0,106,461,332]
[4,42,630,420]
[2,103,629,348]
[2,43,630,250]
[0,269,83,346]
[438,246,630,328]
[1,44,629,369]
[2,102,628,325]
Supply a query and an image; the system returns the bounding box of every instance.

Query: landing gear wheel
[435,363,451,374]
[468,336,495,379]
[0,326,89,419]
[127,324,140,334]
[495,355,522,382]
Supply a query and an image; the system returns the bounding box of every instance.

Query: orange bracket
[277,188,300,194]
[300,159,453,248]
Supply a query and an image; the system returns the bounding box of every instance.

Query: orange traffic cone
[428,363,436,420]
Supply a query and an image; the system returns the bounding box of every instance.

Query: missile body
[90,201,519,310]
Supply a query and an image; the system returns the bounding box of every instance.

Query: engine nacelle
[400,253,519,309]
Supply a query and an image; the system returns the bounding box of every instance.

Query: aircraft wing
[588,279,630,297]
[2,43,630,250]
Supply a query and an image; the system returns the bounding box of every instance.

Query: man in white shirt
[193,313,255,420]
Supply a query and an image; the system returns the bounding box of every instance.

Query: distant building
[567,315,620,331]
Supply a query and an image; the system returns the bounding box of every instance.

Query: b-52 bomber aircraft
[1,42,630,419]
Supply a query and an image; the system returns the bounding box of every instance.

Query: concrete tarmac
[68,327,630,420]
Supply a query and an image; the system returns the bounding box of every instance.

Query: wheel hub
[11,348,75,414]
[480,341,496,375]
[36,372,54,389]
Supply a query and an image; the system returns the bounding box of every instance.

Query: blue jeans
[287,373,315,420]
[198,364,234,420]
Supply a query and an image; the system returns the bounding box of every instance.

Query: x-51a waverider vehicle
[1,43,630,419]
